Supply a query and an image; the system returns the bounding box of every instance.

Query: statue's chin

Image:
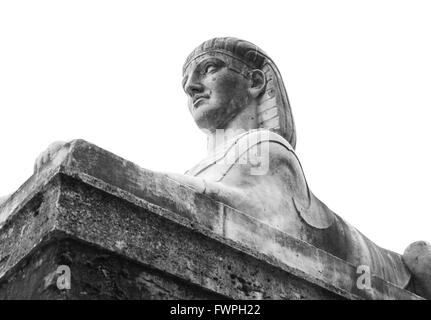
[193,113,219,133]
[195,122,217,134]
[194,117,233,134]
[192,101,244,133]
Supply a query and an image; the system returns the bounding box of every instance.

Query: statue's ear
[249,69,267,98]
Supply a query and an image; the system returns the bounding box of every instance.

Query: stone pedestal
[0,140,421,299]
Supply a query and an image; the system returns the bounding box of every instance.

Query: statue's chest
[185,154,235,182]
[185,135,253,182]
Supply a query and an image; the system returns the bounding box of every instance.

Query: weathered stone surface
[0,140,422,299]
[403,241,431,299]
[0,236,226,300]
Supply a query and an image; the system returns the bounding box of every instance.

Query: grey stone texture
[0,140,422,299]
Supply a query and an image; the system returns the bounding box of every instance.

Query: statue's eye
[204,63,218,74]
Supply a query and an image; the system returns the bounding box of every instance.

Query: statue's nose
[185,77,204,97]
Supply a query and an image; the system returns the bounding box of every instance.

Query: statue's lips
[193,96,209,108]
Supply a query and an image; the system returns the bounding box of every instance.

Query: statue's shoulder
[231,129,299,167]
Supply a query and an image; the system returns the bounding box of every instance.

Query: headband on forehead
[183,37,297,149]
[183,50,256,78]
[183,49,261,76]
[183,37,266,74]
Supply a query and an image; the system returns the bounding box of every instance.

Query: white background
[1,0,430,254]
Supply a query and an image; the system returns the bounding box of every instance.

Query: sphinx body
[173,36,431,297]
[168,128,411,289]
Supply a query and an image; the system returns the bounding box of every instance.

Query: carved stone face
[182,55,251,132]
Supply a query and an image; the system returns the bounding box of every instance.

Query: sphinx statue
[2,37,430,299]
[166,37,431,299]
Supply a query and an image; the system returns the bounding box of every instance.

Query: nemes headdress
[183,37,297,149]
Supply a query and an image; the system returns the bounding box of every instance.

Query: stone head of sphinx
[182,37,297,149]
